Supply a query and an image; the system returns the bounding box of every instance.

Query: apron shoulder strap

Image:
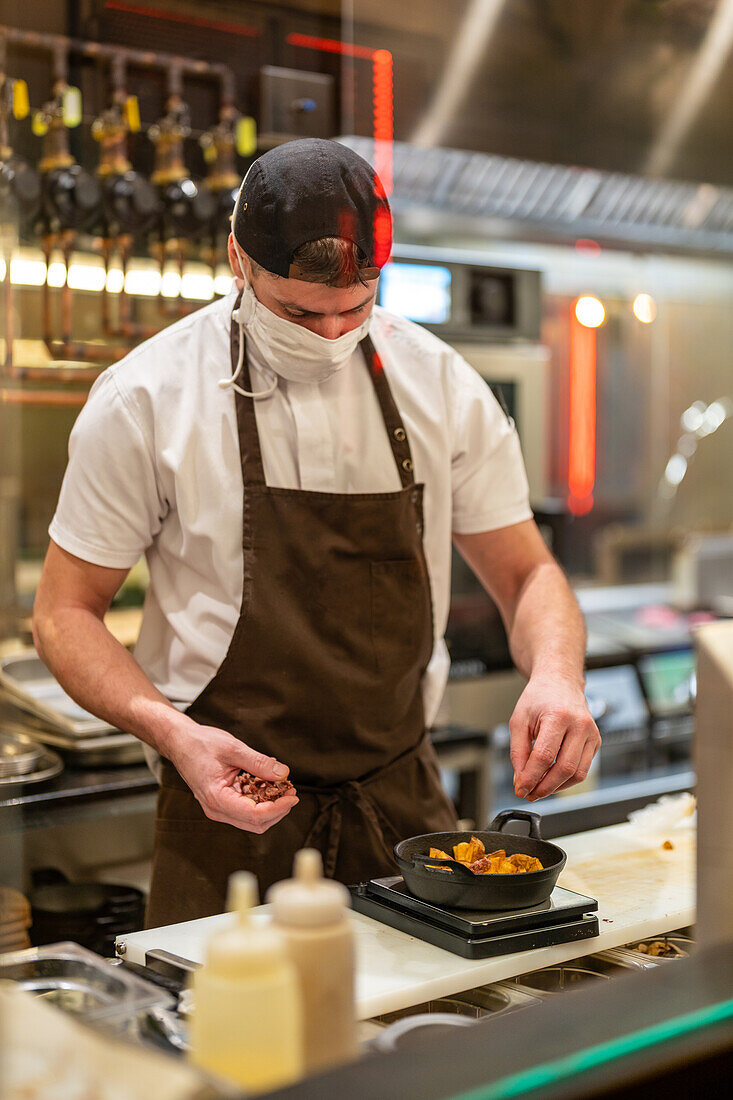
[361,334,417,489]
[230,310,267,488]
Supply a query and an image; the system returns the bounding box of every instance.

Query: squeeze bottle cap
[294,848,324,883]
[227,870,258,917]
[205,870,285,972]
[267,848,350,928]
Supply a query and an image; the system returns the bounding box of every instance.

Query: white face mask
[235,279,372,385]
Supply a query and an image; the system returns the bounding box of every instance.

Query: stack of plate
[0,887,32,954]
[0,731,43,778]
[0,651,144,766]
[0,731,63,789]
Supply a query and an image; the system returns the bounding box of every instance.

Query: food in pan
[233,771,296,803]
[469,851,543,874]
[634,940,686,958]
[428,837,543,875]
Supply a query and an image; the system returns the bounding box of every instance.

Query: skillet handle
[488,809,543,839]
[410,854,477,880]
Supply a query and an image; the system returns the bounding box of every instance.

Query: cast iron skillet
[394,810,566,911]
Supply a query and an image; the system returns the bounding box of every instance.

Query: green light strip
[449,998,733,1100]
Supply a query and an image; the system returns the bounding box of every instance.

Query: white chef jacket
[50,286,532,739]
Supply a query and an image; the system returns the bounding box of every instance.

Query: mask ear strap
[218,306,278,401]
[219,174,277,400]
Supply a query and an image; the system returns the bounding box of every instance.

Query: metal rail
[0,26,236,105]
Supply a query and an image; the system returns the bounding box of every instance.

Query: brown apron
[146,307,457,927]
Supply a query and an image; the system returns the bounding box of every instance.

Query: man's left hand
[509,676,601,801]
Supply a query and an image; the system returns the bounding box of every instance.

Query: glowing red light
[372,49,393,196]
[105,0,260,35]
[567,308,597,515]
[286,33,376,60]
[575,238,602,255]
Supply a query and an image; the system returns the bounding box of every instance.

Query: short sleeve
[49,369,166,568]
[449,352,533,535]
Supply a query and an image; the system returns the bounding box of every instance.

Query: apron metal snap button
[402,458,413,472]
[393,427,406,442]
[411,490,419,504]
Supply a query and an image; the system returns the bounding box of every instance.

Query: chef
[34,139,600,926]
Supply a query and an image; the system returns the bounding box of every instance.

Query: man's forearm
[454,524,597,799]
[507,562,586,686]
[33,606,190,757]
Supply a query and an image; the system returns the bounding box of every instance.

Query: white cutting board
[118,822,695,1019]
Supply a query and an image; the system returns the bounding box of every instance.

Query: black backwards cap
[232,138,392,284]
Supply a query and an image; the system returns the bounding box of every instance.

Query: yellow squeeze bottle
[189,871,302,1092]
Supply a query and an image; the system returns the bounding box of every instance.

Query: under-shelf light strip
[0,252,233,300]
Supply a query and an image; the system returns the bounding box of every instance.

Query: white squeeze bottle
[189,871,303,1092]
[267,849,358,1074]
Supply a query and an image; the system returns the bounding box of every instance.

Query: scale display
[638,649,696,717]
[379,262,452,324]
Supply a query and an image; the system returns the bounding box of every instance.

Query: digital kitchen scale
[350,877,599,960]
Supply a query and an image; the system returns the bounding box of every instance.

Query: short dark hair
[252,237,376,287]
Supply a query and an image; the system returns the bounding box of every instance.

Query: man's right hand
[33,545,298,835]
[167,722,299,833]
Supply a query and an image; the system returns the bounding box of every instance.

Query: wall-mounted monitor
[379,249,542,342]
[378,262,452,324]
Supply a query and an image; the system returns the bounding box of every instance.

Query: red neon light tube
[372,48,393,195]
[286,33,376,60]
[105,1,260,37]
[568,312,597,515]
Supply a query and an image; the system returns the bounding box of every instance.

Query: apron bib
[146,305,456,927]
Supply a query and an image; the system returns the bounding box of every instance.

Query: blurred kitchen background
[1,0,732,905]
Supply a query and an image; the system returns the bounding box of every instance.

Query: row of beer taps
[0,25,253,380]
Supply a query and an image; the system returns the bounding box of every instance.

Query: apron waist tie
[299,735,426,879]
[300,781,396,879]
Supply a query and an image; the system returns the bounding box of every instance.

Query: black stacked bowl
[30,883,145,956]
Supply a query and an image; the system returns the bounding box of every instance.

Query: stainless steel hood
[341,136,733,256]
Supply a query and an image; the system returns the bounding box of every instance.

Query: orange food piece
[465,837,485,863]
[497,860,518,874]
[429,848,451,860]
[508,853,544,872]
